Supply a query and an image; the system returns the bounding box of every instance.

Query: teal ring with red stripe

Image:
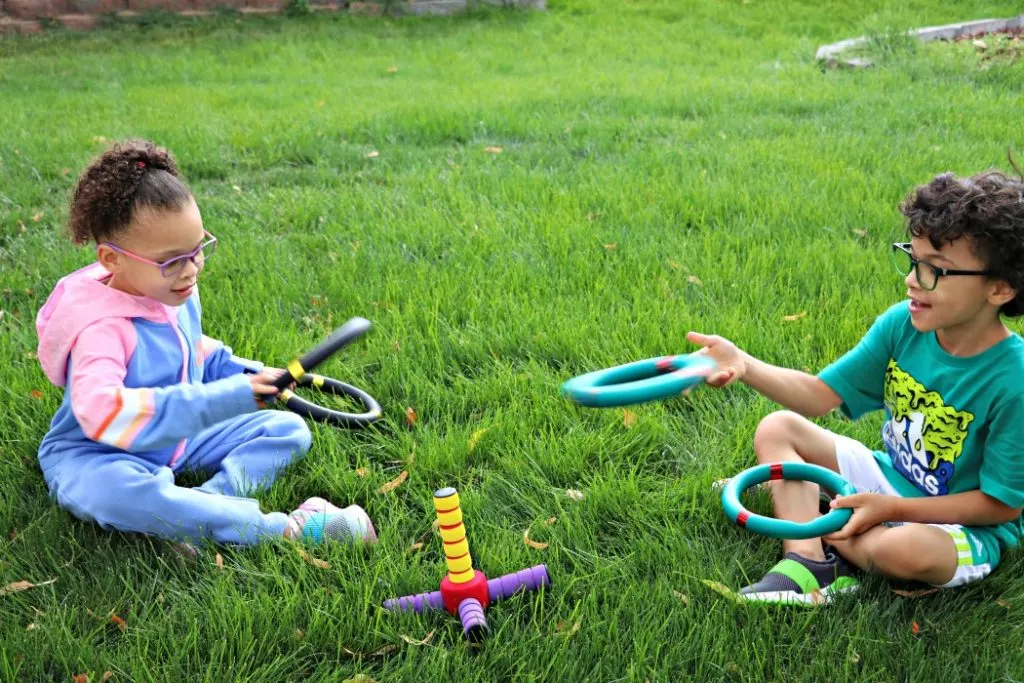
[721,462,856,539]
[560,353,717,408]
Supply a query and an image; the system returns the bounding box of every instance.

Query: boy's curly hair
[900,159,1024,317]
[68,139,192,245]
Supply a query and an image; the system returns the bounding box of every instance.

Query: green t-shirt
[818,301,1024,550]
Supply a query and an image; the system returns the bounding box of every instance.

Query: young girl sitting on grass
[35,139,375,547]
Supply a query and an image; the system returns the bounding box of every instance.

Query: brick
[0,16,43,31]
[127,0,190,11]
[57,12,99,27]
[347,1,380,14]
[66,0,124,13]
[403,0,465,16]
[192,0,244,9]
[5,0,54,19]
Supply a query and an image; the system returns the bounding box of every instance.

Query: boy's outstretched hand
[686,331,747,387]
[823,493,898,541]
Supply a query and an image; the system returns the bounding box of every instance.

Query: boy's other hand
[823,493,898,541]
[686,331,746,387]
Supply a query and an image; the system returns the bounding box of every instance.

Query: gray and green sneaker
[738,551,859,606]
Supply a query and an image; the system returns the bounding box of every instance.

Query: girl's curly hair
[68,139,192,245]
[900,156,1024,317]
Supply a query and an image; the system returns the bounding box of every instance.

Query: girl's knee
[267,411,312,453]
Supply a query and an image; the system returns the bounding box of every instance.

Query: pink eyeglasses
[101,231,218,278]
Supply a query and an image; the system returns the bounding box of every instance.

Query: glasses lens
[892,246,912,276]
[200,239,217,263]
[161,256,187,278]
[917,261,938,290]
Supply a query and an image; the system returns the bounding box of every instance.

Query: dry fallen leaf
[73,675,89,683]
[405,407,417,427]
[667,259,682,270]
[399,630,435,646]
[343,676,378,683]
[110,614,127,632]
[623,409,637,428]
[686,275,703,286]
[295,630,305,640]
[555,619,581,636]
[232,184,242,193]
[483,146,503,154]
[1,578,56,596]
[603,243,617,251]
[543,516,557,527]
[379,470,409,494]
[342,645,396,659]
[366,150,380,159]
[782,311,807,322]
[408,542,424,553]
[974,39,988,50]
[355,467,368,478]
[565,489,585,501]
[391,340,400,351]
[297,547,331,570]
[315,100,325,108]
[468,427,490,451]
[892,588,940,599]
[387,66,399,73]
[102,673,113,682]
[25,622,38,631]
[523,528,548,551]
[432,519,442,530]
[848,652,861,666]
[672,590,690,606]
[911,620,921,635]
[29,389,43,400]
[998,598,1012,609]
[699,579,738,602]
[852,228,867,238]
[61,168,70,176]
[214,553,223,570]
[32,211,44,222]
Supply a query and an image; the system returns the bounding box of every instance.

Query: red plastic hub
[439,570,490,615]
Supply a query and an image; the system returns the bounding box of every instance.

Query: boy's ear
[988,279,1018,307]
[96,244,122,274]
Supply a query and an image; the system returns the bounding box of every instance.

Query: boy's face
[903,235,1010,332]
[97,197,210,307]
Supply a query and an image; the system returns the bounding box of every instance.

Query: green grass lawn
[3,1,1024,680]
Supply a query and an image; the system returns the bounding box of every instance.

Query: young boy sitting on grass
[690,167,1024,604]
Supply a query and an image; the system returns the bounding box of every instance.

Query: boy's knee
[863,527,950,580]
[753,411,802,460]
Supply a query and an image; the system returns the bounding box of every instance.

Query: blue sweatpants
[42,411,312,545]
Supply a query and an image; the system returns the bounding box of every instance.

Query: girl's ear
[96,244,122,274]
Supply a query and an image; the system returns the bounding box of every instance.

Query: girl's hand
[251,368,293,408]
[823,493,897,542]
[686,331,746,387]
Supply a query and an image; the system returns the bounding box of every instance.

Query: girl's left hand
[822,493,898,542]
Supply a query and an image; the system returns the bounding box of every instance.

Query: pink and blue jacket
[36,263,262,470]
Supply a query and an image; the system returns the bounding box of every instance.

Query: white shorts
[832,434,994,588]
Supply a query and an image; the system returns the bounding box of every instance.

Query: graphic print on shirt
[881,360,974,496]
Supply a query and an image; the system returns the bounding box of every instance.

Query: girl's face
[97,196,212,306]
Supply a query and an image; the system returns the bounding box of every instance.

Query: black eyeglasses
[891,242,995,291]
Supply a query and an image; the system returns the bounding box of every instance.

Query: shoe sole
[739,584,859,607]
